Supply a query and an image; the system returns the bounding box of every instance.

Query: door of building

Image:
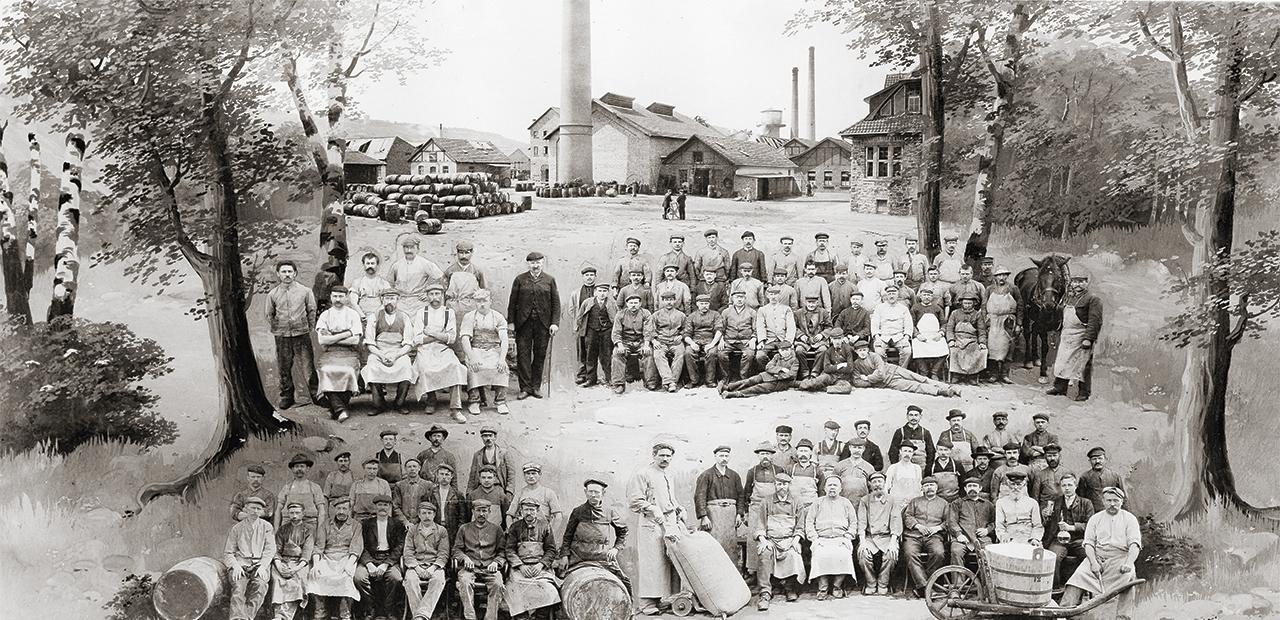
[693,169,710,195]
[759,178,771,200]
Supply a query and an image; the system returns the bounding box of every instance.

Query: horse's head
[1029,254,1070,307]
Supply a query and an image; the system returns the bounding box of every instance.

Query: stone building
[791,137,853,192]
[659,135,797,200]
[348,136,418,177]
[408,138,512,182]
[838,71,923,215]
[781,137,817,159]
[528,92,724,188]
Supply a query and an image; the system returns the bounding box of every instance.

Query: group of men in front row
[627,412,1138,614]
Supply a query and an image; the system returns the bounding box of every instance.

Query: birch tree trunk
[47,130,86,321]
[0,124,25,322]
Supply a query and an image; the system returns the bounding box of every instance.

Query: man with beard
[857,472,901,596]
[416,425,460,485]
[936,408,980,470]
[560,479,631,592]
[508,251,561,400]
[275,453,327,533]
[361,289,416,415]
[902,477,950,597]
[1047,268,1104,401]
[627,443,690,615]
[994,468,1044,545]
[947,475,995,566]
[840,239,865,284]
[309,496,362,620]
[694,445,746,568]
[504,499,561,619]
[454,499,507,620]
[389,236,444,316]
[411,282,469,418]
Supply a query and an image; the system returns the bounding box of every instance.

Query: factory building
[838,70,923,215]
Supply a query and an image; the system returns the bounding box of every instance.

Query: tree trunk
[47,131,86,321]
[139,94,295,505]
[1163,26,1280,521]
[964,82,1008,268]
[917,0,945,262]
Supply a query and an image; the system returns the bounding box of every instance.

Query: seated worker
[355,495,405,620]
[872,284,914,368]
[947,475,995,566]
[857,472,901,596]
[454,498,507,620]
[360,288,416,415]
[1044,473,1095,589]
[270,501,315,620]
[504,499,561,619]
[1060,487,1142,609]
[796,327,855,392]
[223,496,276,620]
[682,293,724,388]
[315,285,364,422]
[410,282,469,417]
[559,479,631,593]
[308,496,362,620]
[805,476,859,600]
[753,472,806,611]
[902,477,950,597]
[403,501,450,620]
[719,340,798,399]
[994,467,1044,545]
[646,290,688,393]
[848,337,961,397]
[909,287,949,380]
[794,295,832,378]
[834,290,872,343]
[754,285,797,368]
[610,293,655,394]
[946,292,988,385]
[715,289,758,381]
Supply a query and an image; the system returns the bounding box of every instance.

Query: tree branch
[975,26,1003,83]
[1247,297,1279,321]
[1136,5,1176,62]
[149,153,212,271]
[1240,29,1280,101]
[216,0,258,104]
[947,24,977,82]
[1228,292,1250,347]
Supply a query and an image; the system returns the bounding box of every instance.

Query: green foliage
[0,317,176,455]
[1161,231,1280,348]
[1138,514,1205,582]
[104,574,162,620]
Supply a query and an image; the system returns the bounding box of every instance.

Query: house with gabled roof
[408,137,513,183]
[791,137,854,192]
[348,136,418,177]
[659,134,798,200]
[838,69,923,215]
[528,92,726,189]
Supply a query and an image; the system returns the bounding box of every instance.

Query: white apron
[506,541,561,616]
[1053,303,1092,381]
[932,460,961,501]
[317,345,361,393]
[746,470,776,574]
[809,537,856,579]
[636,513,679,598]
[941,428,975,470]
[763,509,806,581]
[308,554,360,599]
[464,310,510,388]
[706,501,740,565]
[446,268,482,318]
[412,307,468,398]
[986,290,1018,361]
[788,464,820,514]
[271,559,309,604]
[361,311,416,384]
[1066,545,1130,595]
[913,312,949,359]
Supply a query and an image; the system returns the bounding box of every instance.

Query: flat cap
[581,265,597,274]
[659,290,677,299]
[403,458,421,467]
[334,451,351,461]
[851,337,871,349]
[456,240,474,251]
[851,240,863,246]
[773,266,789,275]
[1002,442,1021,452]
[472,498,493,509]
[1005,466,1029,480]
[594,283,612,291]
[653,442,676,453]
[330,285,349,294]
[522,462,542,473]
[584,478,609,488]
[775,424,793,433]
[921,476,938,486]
[741,230,755,239]
[628,267,644,274]
[329,495,351,506]
[874,239,888,246]
[992,411,1009,419]
[479,425,498,435]
[898,443,918,452]
[288,453,314,467]
[780,235,794,242]
[774,472,793,482]
[436,462,456,473]
[663,264,680,271]
[417,500,438,512]
[625,237,641,246]
[379,427,399,437]
[824,420,841,430]
[526,251,544,261]
[972,447,992,459]
[1033,412,1050,422]
[825,327,845,338]
[944,234,959,241]
[424,281,445,293]
[1087,446,1107,458]
[372,494,393,504]
[518,497,542,509]
[796,438,814,449]
[848,437,867,447]
[868,471,886,482]
[473,464,495,476]
[243,495,268,508]
[286,501,305,510]
[995,265,1012,276]
[400,236,421,247]
[247,464,266,475]
[670,234,685,241]
[776,340,793,349]
[853,419,871,428]
[729,289,746,297]
[766,285,782,294]
[963,475,983,486]
[1044,443,1062,454]
[1102,487,1126,500]
[815,232,830,240]
[379,288,403,298]
[624,293,642,302]
[883,284,898,292]
[713,445,732,455]
[906,404,923,414]
[695,294,711,303]
[906,236,918,242]
[703,228,719,237]
[363,458,380,466]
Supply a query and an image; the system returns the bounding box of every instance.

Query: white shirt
[857,278,885,312]
[872,302,913,339]
[375,517,390,550]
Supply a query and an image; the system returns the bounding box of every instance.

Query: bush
[0,316,177,455]
[104,574,162,620]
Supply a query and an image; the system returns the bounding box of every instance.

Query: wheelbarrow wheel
[670,592,694,616]
[925,565,981,620]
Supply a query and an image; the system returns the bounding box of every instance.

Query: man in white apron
[1048,267,1104,401]
[787,439,822,516]
[361,289,416,415]
[308,496,362,620]
[315,287,363,422]
[946,292,988,384]
[443,240,487,319]
[805,476,859,600]
[1060,488,1141,610]
[930,444,965,502]
[460,289,510,419]
[753,472,806,611]
[626,442,689,615]
[742,442,783,576]
[411,282,469,417]
[910,287,949,379]
[984,265,1022,383]
[936,408,980,470]
[885,444,923,502]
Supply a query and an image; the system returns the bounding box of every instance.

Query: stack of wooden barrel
[343,172,530,235]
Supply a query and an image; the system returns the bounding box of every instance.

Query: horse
[1014,254,1071,382]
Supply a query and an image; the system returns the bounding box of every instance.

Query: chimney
[559,0,593,184]
[791,67,799,140]
[438,123,443,139]
[807,46,817,140]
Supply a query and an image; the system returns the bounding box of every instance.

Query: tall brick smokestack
[559,0,592,183]
[791,67,800,140]
[807,46,816,140]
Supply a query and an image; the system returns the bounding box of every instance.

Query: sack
[666,531,750,615]
[825,380,852,395]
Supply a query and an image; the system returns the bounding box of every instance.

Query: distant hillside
[340,117,528,154]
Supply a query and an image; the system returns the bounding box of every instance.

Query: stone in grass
[1163,599,1224,620]
[1227,531,1279,568]
[1213,591,1274,616]
[302,435,333,453]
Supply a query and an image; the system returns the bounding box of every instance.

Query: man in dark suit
[355,495,406,619]
[507,251,561,399]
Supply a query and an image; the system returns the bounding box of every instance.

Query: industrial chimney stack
[791,67,800,140]
[807,46,816,140]
[559,0,593,183]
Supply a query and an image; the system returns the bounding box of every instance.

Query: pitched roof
[350,137,412,161]
[343,150,384,166]
[528,107,560,130]
[755,135,788,150]
[783,137,818,149]
[666,135,796,168]
[791,137,854,163]
[425,138,512,165]
[594,94,724,140]
[508,148,530,162]
[839,114,925,137]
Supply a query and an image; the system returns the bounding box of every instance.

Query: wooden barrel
[561,566,630,620]
[521,196,533,211]
[984,543,1057,607]
[417,217,443,235]
[153,556,226,620]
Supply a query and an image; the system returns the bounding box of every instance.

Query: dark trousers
[903,534,946,590]
[676,200,686,219]
[515,322,551,393]
[1048,540,1086,588]
[354,563,403,616]
[576,334,589,381]
[583,328,613,383]
[912,357,947,381]
[274,334,318,402]
[723,374,791,398]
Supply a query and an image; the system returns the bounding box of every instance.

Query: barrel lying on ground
[153,556,226,620]
[560,566,631,620]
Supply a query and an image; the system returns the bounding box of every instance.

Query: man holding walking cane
[508,251,561,400]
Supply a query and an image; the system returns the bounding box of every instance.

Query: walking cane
[543,329,556,400]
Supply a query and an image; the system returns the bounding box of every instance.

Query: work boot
[756,592,770,611]
[785,589,799,602]
[613,384,625,395]
[1074,382,1091,401]
[1046,377,1069,395]
[393,383,410,414]
[999,361,1015,384]
[369,386,386,415]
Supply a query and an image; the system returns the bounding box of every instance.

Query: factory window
[692,151,704,164]
[907,90,921,113]
[841,170,851,187]
[442,165,450,173]
[877,146,890,177]
[429,166,437,174]
[543,146,549,156]
[807,170,816,184]
[892,146,903,177]
[823,170,833,187]
[865,145,901,178]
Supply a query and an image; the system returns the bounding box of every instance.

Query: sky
[356,0,890,143]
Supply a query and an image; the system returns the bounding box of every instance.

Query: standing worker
[627,442,690,616]
[266,260,318,410]
[1047,267,1103,401]
[508,251,560,400]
